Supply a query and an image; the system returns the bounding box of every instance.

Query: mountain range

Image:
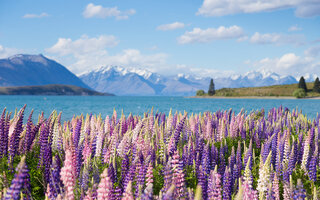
[0,54,89,89]
[79,66,312,96]
[0,54,317,96]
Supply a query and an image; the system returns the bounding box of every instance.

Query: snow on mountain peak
[8,54,49,65]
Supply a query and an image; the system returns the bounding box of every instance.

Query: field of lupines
[0,105,319,200]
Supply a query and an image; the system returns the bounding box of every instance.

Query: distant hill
[0,84,114,96]
[198,82,320,97]
[0,54,90,89]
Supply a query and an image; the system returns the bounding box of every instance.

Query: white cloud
[46,36,167,73]
[178,26,244,44]
[251,52,320,76]
[305,45,320,57]
[250,32,304,45]
[157,22,185,31]
[46,35,118,56]
[0,45,24,58]
[83,3,135,20]
[23,12,49,19]
[197,0,320,18]
[288,25,302,32]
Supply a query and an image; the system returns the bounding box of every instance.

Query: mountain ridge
[80,65,308,96]
[0,54,90,89]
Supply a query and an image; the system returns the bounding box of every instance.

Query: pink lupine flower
[60,149,76,200]
[97,169,114,200]
[146,163,153,187]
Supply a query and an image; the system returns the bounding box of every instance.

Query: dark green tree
[313,77,320,93]
[298,76,307,92]
[208,79,215,96]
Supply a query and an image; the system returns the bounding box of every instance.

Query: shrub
[293,88,306,98]
[196,90,205,96]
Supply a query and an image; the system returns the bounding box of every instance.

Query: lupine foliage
[0,105,319,199]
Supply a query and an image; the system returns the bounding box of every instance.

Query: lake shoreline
[188,96,320,99]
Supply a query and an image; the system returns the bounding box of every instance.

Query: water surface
[0,96,319,121]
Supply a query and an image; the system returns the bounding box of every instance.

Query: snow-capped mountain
[80,66,300,96]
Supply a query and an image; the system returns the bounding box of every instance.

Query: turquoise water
[0,96,320,121]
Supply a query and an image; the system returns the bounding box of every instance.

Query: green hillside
[0,84,114,96]
[197,82,320,98]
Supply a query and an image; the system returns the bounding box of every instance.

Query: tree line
[294,76,320,98]
[196,77,320,97]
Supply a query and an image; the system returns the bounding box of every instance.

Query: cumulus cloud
[178,26,244,44]
[46,35,167,73]
[250,32,304,45]
[288,25,302,32]
[251,52,320,77]
[46,35,118,56]
[23,12,49,19]
[83,3,135,20]
[197,0,320,18]
[0,45,24,58]
[157,22,185,31]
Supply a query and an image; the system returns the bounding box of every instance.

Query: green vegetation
[293,88,307,98]
[196,77,320,98]
[0,84,114,96]
[207,79,215,96]
[196,89,205,96]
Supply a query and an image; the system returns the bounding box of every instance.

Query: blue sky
[0,0,320,78]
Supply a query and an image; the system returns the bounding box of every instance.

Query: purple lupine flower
[201,143,210,175]
[236,141,242,173]
[198,166,208,200]
[219,147,225,175]
[293,179,306,200]
[8,105,26,166]
[244,140,253,171]
[73,118,82,148]
[207,167,222,199]
[4,156,30,200]
[123,160,136,191]
[38,121,50,168]
[22,109,34,154]
[308,149,317,182]
[169,114,186,156]
[287,141,296,176]
[48,156,63,199]
[135,156,146,197]
[0,108,7,158]
[80,162,90,193]
[121,153,129,185]
[211,145,218,170]
[162,158,172,193]
[171,150,186,199]
[223,167,232,200]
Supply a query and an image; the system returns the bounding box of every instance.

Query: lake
[0,96,319,121]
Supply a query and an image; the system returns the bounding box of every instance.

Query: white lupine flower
[257,151,272,199]
[244,157,253,188]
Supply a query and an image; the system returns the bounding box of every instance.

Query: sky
[0,0,320,78]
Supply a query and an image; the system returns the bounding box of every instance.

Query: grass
[197,82,320,98]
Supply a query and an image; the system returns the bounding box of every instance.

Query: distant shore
[188,96,320,99]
